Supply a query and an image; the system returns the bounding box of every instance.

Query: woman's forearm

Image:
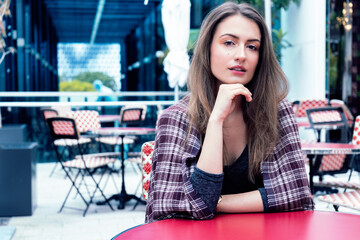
[196,118,224,174]
[217,190,264,213]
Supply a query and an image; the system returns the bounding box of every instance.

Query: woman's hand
[210,84,252,123]
[196,84,252,174]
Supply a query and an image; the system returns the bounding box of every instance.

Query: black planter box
[0,143,37,216]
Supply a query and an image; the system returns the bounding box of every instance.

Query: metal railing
[0,91,188,107]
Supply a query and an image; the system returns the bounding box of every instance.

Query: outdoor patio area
[1,0,360,239]
[0,160,359,240]
[0,161,147,240]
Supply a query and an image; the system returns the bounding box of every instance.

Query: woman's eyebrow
[248,39,261,43]
[219,33,239,39]
[218,33,260,43]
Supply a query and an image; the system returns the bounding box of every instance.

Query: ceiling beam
[90,0,106,44]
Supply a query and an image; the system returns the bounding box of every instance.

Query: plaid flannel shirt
[145,96,314,223]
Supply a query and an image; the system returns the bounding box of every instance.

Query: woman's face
[210,14,261,86]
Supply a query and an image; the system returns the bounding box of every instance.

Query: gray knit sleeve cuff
[190,166,224,213]
[258,187,269,212]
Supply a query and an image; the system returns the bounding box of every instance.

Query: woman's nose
[234,46,246,62]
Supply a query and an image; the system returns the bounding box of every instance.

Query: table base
[97,192,145,209]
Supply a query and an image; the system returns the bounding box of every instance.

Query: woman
[145,2,313,223]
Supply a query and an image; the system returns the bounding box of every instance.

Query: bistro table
[98,115,122,127]
[112,211,360,240]
[94,127,156,209]
[301,142,360,193]
[98,115,121,122]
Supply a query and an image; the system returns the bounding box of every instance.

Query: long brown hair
[187,2,288,182]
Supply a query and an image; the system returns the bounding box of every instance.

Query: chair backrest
[66,110,101,133]
[120,105,146,125]
[41,108,59,120]
[306,106,349,143]
[330,99,354,121]
[141,141,155,201]
[46,117,80,140]
[296,99,329,118]
[306,106,347,125]
[352,116,360,145]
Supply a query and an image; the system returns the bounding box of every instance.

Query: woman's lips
[229,66,246,75]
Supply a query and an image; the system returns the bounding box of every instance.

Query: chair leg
[59,170,86,213]
[49,161,59,177]
[59,168,92,215]
[77,170,95,217]
[71,169,90,200]
[56,146,116,216]
[51,146,67,178]
[59,182,75,214]
[132,199,141,210]
[87,167,114,213]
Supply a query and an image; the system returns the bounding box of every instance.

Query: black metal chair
[46,116,120,216]
[305,107,353,194]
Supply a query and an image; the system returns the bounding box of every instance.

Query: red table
[301,142,360,193]
[112,211,360,240]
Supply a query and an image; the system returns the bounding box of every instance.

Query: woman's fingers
[211,84,252,122]
[219,84,252,102]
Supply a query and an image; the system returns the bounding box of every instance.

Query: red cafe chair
[46,117,121,216]
[305,108,355,195]
[296,99,329,118]
[66,110,134,151]
[131,141,155,209]
[317,116,360,211]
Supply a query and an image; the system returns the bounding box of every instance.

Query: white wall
[281,0,326,102]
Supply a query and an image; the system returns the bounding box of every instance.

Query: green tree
[59,80,95,92]
[72,72,117,91]
[272,29,292,61]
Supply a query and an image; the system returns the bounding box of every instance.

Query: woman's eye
[224,40,235,46]
[248,45,258,50]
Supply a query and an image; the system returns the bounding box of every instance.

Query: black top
[190,146,268,213]
[222,145,264,194]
